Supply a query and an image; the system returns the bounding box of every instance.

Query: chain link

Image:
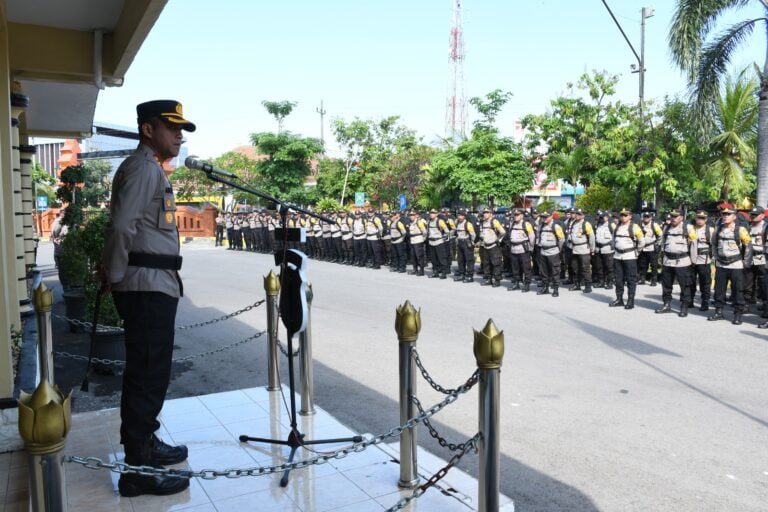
[276,338,300,358]
[412,396,474,453]
[412,348,479,395]
[53,331,267,367]
[65,375,478,479]
[53,299,264,332]
[383,432,482,512]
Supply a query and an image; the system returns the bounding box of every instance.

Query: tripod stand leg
[280,445,299,487]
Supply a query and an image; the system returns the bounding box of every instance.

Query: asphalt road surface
[41,241,768,511]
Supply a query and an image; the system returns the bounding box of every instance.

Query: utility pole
[601,1,653,210]
[316,100,326,151]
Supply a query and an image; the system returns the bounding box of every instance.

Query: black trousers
[614,258,637,299]
[593,252,614,283]
[538,253,561,288]
[661,265,692,304]
[456,240,474,277]
[428,242,449,275]
[354,239,367,265]
[713,267,745,311]
[342,238,354,262]
[391,241,407,271]
[226,228,234,248]
[638,250,659,281]
[570,252,592,285]
[113,291,178,451]
[562,247,573,279]
[690,263,712,303]
[744,264,766,303]
[367,239,381,266]
[510,252,532,283]
[242,227,252,250]
[215,226,224,246]
[481,245,503,281]
[411,242,427,271]
[332,237,343,260]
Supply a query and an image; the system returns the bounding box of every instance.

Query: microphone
[185,155,236,178]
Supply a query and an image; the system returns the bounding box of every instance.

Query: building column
[10,89,32,317]
[19,143,36,272]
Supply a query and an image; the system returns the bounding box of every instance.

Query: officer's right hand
[97,265,111,293]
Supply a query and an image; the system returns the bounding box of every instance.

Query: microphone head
[185,155,201,169]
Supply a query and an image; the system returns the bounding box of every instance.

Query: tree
[79,159,112,207]
[169,165,218,201]
[262,100,297,133]
[32,163,56,204]
[668,0,768,205]
[249,132,323,201]
[331,118,369,205]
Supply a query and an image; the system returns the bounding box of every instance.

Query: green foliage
[469,89,514,130]
[79,159,113,207]
[262,100,297,132]
[32,163,56,203]
[249,132,323,201]
[315,197,340,212]
[169,165,218,200]
[56,164,86,228]
[535,199,556,213]
[575,183,617,213]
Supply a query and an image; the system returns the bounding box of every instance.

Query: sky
[92,0,766,160]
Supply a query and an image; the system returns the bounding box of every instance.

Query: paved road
[41,241,768,511]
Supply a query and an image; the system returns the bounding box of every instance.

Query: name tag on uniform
[159,187,177,230]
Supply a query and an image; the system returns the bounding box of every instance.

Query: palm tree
[702,69,758,200]
[669,0,768,205]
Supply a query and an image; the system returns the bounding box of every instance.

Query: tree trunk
[757,80,768,207]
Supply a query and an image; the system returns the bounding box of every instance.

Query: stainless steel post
[27,452,67,512]
[474,319,504,512]
[264,271,280,391]
[299,284,315,415]
[395,301,421,488]
[33,283,54,383]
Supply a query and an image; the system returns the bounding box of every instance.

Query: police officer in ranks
[638,211,663,285]
[593,210,615,288]
[610,208,645,309]
[214,211,224,247]
[441,208,457,265]
[328,211,341,262]
[318,213,330,260]
[101,99,193,497]
[425,209,450,278]
[744,207,767,313]
[389,211,408,272]
[689,210,714,311]
[232,214,243,250]
[500,211,514,278]
[365,208,384,269]
[708,207,752,324]
[535,210,565,296]
[562,208,575,284]
[407,209,428,276]
[253,211,264,252]
[311,213,323,258]
[225,213,234,250]
[351,210,367,266]
[266,211,276,253]
[479,207,506,287]
[453,209,477,282]
[568,208,595,292]
[654,209,697,317]
[241,212,252,251]
[380,210,393,267]
[507,208,535,292]
[338,210,353,264]
[530,207,542,283]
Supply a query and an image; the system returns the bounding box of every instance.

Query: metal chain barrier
[412,396,475,453]
[412,348,479,395]
[53,331,267,367]
[53,299,265,333]
[383,432,482,512]
[65,372,479,479]
[276,338,300,358]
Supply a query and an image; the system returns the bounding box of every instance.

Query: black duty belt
[616,246,635,254]
[697,248,710,255]
[717,254,741,265]
[128,252,183,271]
[664,252,688,260]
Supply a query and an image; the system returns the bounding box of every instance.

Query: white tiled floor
[0,386,514,511]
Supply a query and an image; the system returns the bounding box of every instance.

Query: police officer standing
[214,211,224,247]
[535,210,565,296]
[654,209,697,317]
[389,211,408,272]
[744,207,767,312]
[690,210,714,310]
[427,209,450,278]
[593,210,615,288]
[479,207,506,287]
[610,208,645,309]
[638,212,663,285]
[507,208,535,292]
[709,207,752,324]
[408,210,428,276]
[453,209,477,282]
[102,100,192,497]
[568,208,595,292]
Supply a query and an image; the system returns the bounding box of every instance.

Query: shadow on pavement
[567,317,768,430]
[314,362,600,512]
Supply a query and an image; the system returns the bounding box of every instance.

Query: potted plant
[56,164,87,332]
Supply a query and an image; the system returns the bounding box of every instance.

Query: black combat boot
[758,320,768,329]
[732,311,743,325]
[678,304,688,317]
[521,282,530,293]
[568,283,581,291]
[453,274,464,282]
[699,300,709,312]
[537,285,550,295]
[707,308,724,321]
[649,277,657,287]
[147,434,187,466]
[508,281,520,291]
[417,269,425,276]
[439,273,447,279]
[118,441,189,498]
[463,275,474,283]
[551,286,559,297]
[583,283,592,293]
[492,278,501,288]
[481,279,492,286]
[609,298,624,307]
[655,302,672,314]
[624,296,635,309]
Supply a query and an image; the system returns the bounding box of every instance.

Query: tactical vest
[537,223,560,255]
[661,223,692,265]
[455,219,472,241]
[612,223,638,254]
[481,218,504,248]
[428,218,446,245]
[750,221,765,264]
[366,217,381,239]
[715,225,744,266]
[509,221,532,248]
[409,219,427,244]
[595,223,614,251]
[390,220,406,243]
[352,218,366,238]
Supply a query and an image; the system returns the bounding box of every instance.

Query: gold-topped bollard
[474,319,504,512]
[264,271,281,391]
[395,300,421,488]
[18,379,72,511]
[299,284,315,415]
[33,283,55,383]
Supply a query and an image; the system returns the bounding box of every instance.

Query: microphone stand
[201,171,362,487]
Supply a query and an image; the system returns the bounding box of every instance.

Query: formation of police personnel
[216,204,768,328]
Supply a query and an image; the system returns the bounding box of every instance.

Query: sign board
[36,196,48,211]
[399,194,407,210]
[355,192,365,207]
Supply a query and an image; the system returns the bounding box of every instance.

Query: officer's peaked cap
[137,100,196,132]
